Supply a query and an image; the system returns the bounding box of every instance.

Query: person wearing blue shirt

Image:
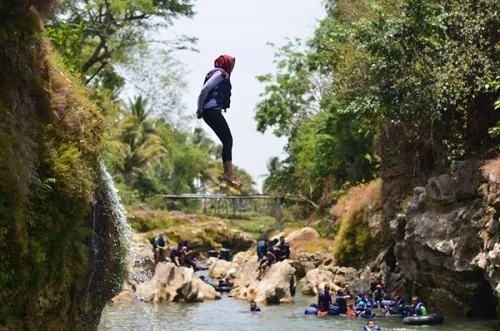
[373,284,385,306]
[318,285,332,312]
[335,289,351,314]
[410,296,427,316]
[256,239,268,261]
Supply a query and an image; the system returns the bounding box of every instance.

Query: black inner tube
[403,313,444,326]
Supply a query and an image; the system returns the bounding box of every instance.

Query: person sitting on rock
[363,320,381,331]
[276,236,290,261]
[181,244,198,270]
[153,232,169,263]
[410,296,427,317]
[256,239,268,261]
[317,284,332,313]
[170,242,184,267]
[256,250,276,280]
[250,300,261,312]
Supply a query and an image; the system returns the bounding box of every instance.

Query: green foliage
[227,213,279,237]
[0,6,111,325]
[258,44,377,211]
[353,0,500,166]
[45,0,196,86]
[333,207,372,268]
[255,41,320,138]
[113,96,167,189]
[258,0,500,221]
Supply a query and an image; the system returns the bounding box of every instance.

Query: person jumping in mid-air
[196,54,240,189]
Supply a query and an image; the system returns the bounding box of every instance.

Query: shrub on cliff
[331,180,385,268]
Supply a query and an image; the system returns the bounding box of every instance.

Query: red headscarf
[214,54,236,75]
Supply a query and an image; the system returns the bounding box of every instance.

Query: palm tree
[115,96,167,188]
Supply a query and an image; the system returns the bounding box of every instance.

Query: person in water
[335,289,351,314]
[317,285,333,312]
[363,320,381,331]
[410,296,427,316]
[250,300,261,312]
[373,284,385,306]
[346,303,357,318]
[197,54,240,189]
[199,275,211,285]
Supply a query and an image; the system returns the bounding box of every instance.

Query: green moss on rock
[0,4,118,330]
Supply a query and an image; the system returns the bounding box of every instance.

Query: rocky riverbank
[114,189,500,320]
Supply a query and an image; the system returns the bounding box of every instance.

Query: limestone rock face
[129,234,156,284]
[293,252,334,279]
[391,161,498,317]
[300,268,340,295]
[285,227,320,244]
[229,251,296,304]
[344,267,371,296]
[136,262,220,302]
[473,171,500,315]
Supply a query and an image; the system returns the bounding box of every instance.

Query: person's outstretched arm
[197,70,225,110]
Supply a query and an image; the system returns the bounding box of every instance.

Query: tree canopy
[257,0,500,215]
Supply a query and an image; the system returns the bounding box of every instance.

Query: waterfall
[98,162,153,284]
[82,161,135,327]
[98,160,133,252]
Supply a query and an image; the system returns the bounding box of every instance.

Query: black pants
[202,109,233,162]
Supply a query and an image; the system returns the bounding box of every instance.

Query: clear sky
[166,0,326,192]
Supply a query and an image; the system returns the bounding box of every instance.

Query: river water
[99,285,496,331]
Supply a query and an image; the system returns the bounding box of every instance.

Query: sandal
[223,174,241,189]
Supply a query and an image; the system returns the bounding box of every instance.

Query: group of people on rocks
[256,236,290,280]
[152,233,198,269]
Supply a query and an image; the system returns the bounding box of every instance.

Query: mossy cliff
[0,2,124,329]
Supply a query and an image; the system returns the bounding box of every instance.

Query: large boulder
[135,262,220,302]
[293,252,334,279]
[391,161,499,317]
[345,267,371,296]
[208,257,239,279]
[230,251,296,304]
[128,234,156,285]
[285,227,320,244]
[300,268,340,295]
